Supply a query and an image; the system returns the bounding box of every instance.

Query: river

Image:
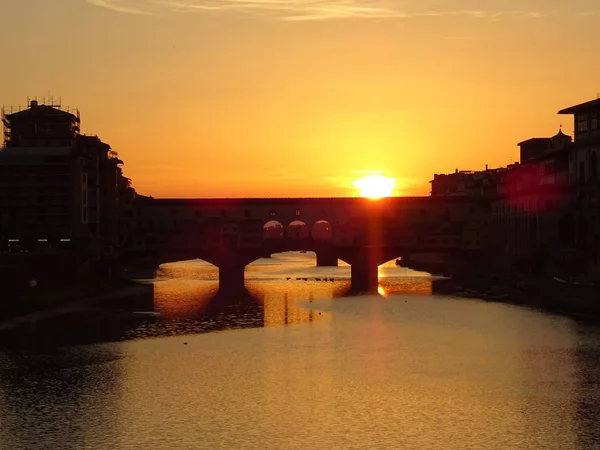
[1,252,600,449]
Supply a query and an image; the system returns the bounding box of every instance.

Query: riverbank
[0,279,155,348]
[436,274,600,319]
[0,277,144,322]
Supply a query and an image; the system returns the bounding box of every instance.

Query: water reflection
[132,276,352,339]
[145,255,435,339]
[379,277,433,296]
[0,284,156,350]
[574,322,600,447]
[0,344,124,449]
[0,254,450,350]
[128,282,265,339]
[1,254,600,448]
[247,279,350,327]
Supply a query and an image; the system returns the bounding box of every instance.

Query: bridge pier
[316,250,338,267]
[350,260,379,292]
[218,263,247,291]
[341,245,386,293]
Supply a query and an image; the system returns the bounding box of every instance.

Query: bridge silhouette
[124,196,488,291]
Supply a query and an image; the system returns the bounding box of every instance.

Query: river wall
[435,274,600,318]
[0,253,135,321]
[409,252,600,318]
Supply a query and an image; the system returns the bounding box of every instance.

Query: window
[295,209,301,216]
[270,209,276,216]
[577,114,589,132]
[591,152,598,182]
[579,161,586,183]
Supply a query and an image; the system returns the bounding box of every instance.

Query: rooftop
[2,100,80,122]
[558,98,600,114]
[517,137,552,146]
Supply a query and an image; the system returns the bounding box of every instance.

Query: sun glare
[353,175,396,199]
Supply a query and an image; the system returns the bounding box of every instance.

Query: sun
[352,175,396,199]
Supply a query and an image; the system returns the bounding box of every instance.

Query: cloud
[85,0,549,21]
[86,0,152,14]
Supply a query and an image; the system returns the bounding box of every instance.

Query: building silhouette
[0,99,135,261]
[431,96,600,279]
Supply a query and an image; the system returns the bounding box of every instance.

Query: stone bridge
[123,196,489,291]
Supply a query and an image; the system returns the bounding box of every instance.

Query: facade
[491,130,572,273]
[430,127,577,274]
[558,98,600,278]
[430,167,504,198]
[0,100,134,259]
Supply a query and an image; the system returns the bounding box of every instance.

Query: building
[0,99,134,259]
[558,97,600,278]
[430,166,504,198]
[491,129,572,273]
[431,123,577,275]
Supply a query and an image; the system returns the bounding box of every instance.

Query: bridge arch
[311,220,333,242]
[287,220,309,239]
[263,220,284,240]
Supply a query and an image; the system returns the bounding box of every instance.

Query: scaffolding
[1,97,81,148]
[1,96,81,121]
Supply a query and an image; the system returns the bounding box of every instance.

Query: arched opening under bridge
[263,220,284,240]
[287,220,309,239]
[311,220,333,241]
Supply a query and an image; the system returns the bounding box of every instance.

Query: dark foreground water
[1,253,600,449]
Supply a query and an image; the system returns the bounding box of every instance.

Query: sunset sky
[1,0,599,198]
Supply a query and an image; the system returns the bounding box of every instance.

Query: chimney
[30,100,38,108]
[485,164,488,170]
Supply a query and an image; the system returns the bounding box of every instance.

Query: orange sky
[1,0,599,198]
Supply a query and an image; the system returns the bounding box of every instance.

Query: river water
[1,252,600,449]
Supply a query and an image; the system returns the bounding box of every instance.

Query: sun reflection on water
[128,254,435,340]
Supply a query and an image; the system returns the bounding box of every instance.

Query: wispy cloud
[86,0,152,14]
[85,0,549,21]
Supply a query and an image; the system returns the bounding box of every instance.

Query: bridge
[123,196,489,291]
